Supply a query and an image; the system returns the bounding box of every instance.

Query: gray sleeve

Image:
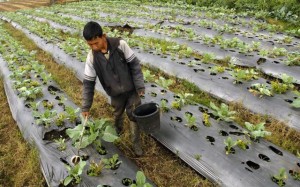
[82,51,96,112]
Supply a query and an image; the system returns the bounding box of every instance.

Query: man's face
[86,35,106,52]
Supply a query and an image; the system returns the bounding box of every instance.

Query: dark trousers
[111,90,141,128]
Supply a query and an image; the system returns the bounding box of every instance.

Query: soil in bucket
[133,102,160,134]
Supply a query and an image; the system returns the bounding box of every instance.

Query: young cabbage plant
[54,137,66,151]
[102,154,122,170]
[249,83,273,97]
[202,112,211,127]
[184,113,198,131]
[210,65,225,74]
[40,72,52,85]
[155,77,174,89]
[130,171,153,187]
[65,106,80,123]
[243,122,271,141]
[272,168,287,187]
[18,86,43,100]
[224,137,237,155]
[236,139,250,150]
[201,53,216,63]
[63,158,86,186]
[160,99,169,113]
[66,117,118,149]
[143,70,155,82]
[281,73,294,89]
[87,160,104,176]
[33,109,57,127]
[210,102,236,122]
[230,68,258,84]
[271,81,289,94]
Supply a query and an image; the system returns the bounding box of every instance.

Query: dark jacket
[82,37,144,112]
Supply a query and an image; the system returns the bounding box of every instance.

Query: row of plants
[4,11,299,110]
[0,21,152,187]
[4,11,300,186]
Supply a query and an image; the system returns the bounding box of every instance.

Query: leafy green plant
[224,137,237,155]
[281,73,294,89]
[249,83,273,97]
[130,171,153,187]
[66,118,118,149]
[210,102,236,122]
[271,81,288,94]
[143,70,155,82]
[230,68,258,84]
[243,122,271,141]
[202,112,211,127]
[236,139,250,150]
[87,160,104,176]
[39,72,52,85]
[155,77,174,89]
[29,101,40,111]
[210,65,225,74]
[272,168,287,187]
[184,113,198,130]
[102,154,122,170]
[54,138,66,151]
[160,99,169,112]
[18,86,43,100]
[65,106,80,123]
[171,100,181,110]
[284,53,300,66]
[42,100,54,110]
[63,159,86,186]
[291,91,300,108]
[33,109,57,127]
[55,112,67,126]
[201,53,215,63]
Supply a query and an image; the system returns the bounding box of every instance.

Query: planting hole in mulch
[151,84,157,87]
[198,106,208,113]
[269,146,283,156]
[289,170,300,179]
[48,85,62,94]
[229,131,244,136]
[297,163,300,168]
[161,89,167,94]
[225,146,235,154]
[222,77,229,79]
[190,125,198,131]
[170,116,182,122]
[246,161,260,170]
[150,92,157,97]
[194,68,205,73]
[257,58,266,65]
[271,176,286,186]
[177,62,186,65]
[161,98,168,103]
[43,129,68,141]
[185,111,193,116]
[284,99,293,103]
[229,124,239,130]
[219,130,229,136]
[207,112,219,120]
[108,24,135,34]
[258,154,271,162]
[122,178,133,186]
[210,72,217,76]
[60,157,70,166]
[206,136,215,145]
[245,167,253,172]
[273,61,280,64]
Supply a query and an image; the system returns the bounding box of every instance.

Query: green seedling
[236,139,250,150]
[63,159,86,186]
[272,168,287,187]
[155,77,174,89]
[271,81,288,94]
[281,73,294,89]
[210,102,236,122]
[33,109,57,127]
[224,137,237,155]
[160,99,169,113]
[184,113,198,130]
[130,171,153,187]
[55,112,67,126]
[143,70,155,82]
[292,91,300,108]
[54,137,66,151]
[42,100,54,110]
[210,65,225,74]
[202,112,211,127]
[29,101,41,111]
[243,122,271,141]
[65,106,80,123]
[194,154,202,161]
[87,160,104,176]
[201,53,216,63]
[102,154,122,170]
[249,83,273,97]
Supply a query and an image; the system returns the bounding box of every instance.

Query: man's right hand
[82,111,90,118]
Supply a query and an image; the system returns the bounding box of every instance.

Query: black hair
[83,21,103,41]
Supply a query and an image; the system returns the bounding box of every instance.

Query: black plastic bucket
[132,102,160,134]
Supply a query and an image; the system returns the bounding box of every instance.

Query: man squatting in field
[81,21,145,156]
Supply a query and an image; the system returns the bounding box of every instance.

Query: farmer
[81,21,145,156]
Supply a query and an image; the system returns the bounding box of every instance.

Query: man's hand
[82,111,90,118]
[138,90,145,97]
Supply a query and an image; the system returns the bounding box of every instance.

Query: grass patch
[3,22,215,187]
[0,77,45,187]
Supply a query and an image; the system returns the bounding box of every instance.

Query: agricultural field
[0,0,299,187]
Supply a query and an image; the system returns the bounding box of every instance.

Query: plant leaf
[102,126,119,142]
